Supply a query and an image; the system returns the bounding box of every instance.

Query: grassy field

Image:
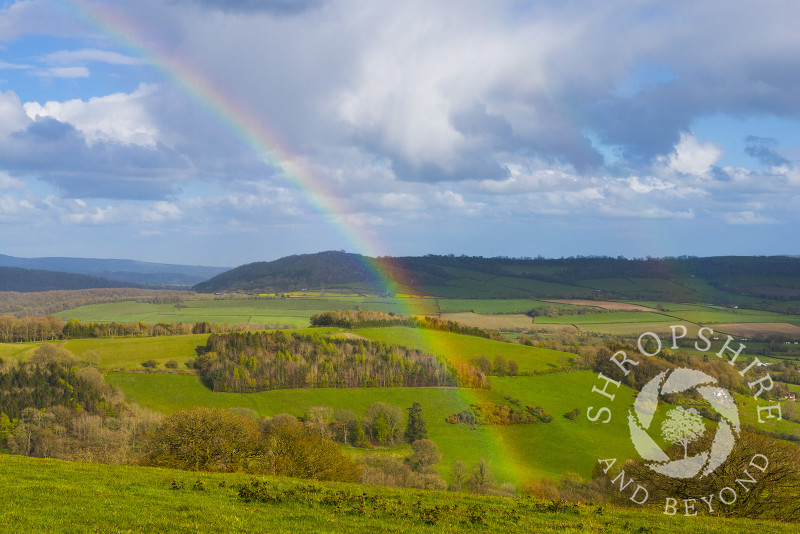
[106,373,519,481]
[2,454,793,534]
[106,370,645,482]
[52,295,440,326]
[352,326,570,374]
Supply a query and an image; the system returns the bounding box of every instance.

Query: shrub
[141,359,158,369]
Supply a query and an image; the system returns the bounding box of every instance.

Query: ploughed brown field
[713,322,800,338]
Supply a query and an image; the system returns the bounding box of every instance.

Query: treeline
[301,401,427,449]
[0,315,250,343]
[194,331,485,392]
[310,309,504,341]
[0,288,188,317]
[527,304,609,318]
[445,402,553,425]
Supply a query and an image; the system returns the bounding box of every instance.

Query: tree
[259,423,360,482]
[405,402,427,442]
[450,460,467,491]
[467,458,495,494]
[660,407,706,458]
[332,409,356,443]
[493,355,508,376]
[407,439,441,473]
[365,402,403,445]
[144,407,259,472]
[351,418,371,448]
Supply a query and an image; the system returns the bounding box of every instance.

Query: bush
[144,407,259,472]
[141,359,158,369]
[164,360,179,369]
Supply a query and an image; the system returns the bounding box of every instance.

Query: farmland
[3,287,800,532]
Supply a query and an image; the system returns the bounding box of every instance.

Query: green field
[352,326,570,374]
[3,454,792,534]
[53,296,440,326]
[107,370,641,482]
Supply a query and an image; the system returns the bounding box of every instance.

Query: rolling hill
[0,254,228,287]
[194,252,800,304]
[0,266,135,292]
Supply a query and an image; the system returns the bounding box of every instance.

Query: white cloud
[0,171,25,190]
[376,192,425,211]
[34,66,90,78]
[23,84,160,147]
[42,48,144,66]
[663,133,723,178]
[0,60,31,70]
[723,211,777,225]
[0,89,29,137]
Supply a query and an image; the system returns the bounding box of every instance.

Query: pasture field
[352,327,570,374]
[534,311,665,325]
[436,299,539,314]
[106,371,640,481]
[107,372,517,481]
[2,454,792,534]
[52,295,439,325]
[0,328,341,369]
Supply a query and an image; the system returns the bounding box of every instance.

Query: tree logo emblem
[628,367,741,479]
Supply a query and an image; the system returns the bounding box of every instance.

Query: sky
[0,0,799,267]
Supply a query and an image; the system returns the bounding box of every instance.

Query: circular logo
[628,367,741,479]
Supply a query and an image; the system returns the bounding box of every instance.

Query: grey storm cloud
[3,117,189,200]
[744,136,789,167]
[186,0,325,15]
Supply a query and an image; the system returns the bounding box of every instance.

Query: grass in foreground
[0,453,795,533]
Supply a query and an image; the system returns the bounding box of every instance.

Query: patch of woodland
[192,331,489,391]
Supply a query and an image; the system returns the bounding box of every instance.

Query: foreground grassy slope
[1,454,793,533]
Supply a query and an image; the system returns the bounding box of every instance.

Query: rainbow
[63,0,520,483]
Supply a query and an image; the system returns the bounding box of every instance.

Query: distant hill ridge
[0,266,135,293]
[194,251,800,302]
[0,254,228,288]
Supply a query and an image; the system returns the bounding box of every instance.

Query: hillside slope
[0,266,135,292]
[0,254,227,287]
[194,252,800,303]
[1,453,794,533]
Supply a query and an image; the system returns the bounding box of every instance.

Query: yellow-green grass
[352,326,569,373]
[53,295,440,325]
[3,454,792,534]
[733,393,800,437]
[107,370,642,482]
[0,328,340,370]
[535,311,667,325]
[436,298,539,314]
[106,372,519,482]
[482,373,642,480]
[0,341,41,362]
